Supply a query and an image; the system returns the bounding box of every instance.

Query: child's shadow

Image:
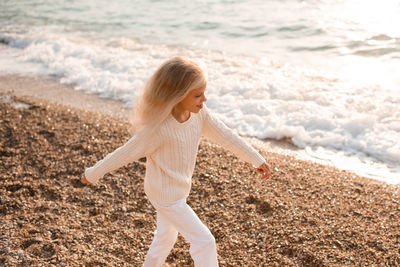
[71,178,86,188]
[245,195,273,216]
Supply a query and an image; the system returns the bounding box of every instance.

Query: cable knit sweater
[85,105,266,204]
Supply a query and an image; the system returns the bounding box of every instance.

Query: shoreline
[1,93,399,266]
[2,73,396,184]
[0,74,127,119]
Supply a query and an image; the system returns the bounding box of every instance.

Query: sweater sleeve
[201,105,266,167]
[85,130,160,184]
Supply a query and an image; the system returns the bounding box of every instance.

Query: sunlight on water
[320,0,400,36]
[338,0,400,37]
[335,57,399,91]
[316,0,400,91]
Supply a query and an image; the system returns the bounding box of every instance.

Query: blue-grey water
[1,0,399,182]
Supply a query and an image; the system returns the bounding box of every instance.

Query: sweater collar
[168,112,196,127]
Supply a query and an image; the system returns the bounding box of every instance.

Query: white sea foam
[0,26,399,182]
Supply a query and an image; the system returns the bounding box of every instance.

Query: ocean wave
[0,25,399,181]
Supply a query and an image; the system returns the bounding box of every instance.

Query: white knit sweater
[85,105,266,204]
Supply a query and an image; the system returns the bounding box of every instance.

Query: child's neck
[171,107,191,123]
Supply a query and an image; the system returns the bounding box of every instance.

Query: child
[82,57,271,267]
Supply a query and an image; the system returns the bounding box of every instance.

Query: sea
[1,0,399,183]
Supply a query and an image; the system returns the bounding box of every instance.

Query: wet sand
[0,75,127,118]
[1,92,399,266]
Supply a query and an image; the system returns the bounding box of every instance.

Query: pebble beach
[1,89,400,266]
[2,0,400,265]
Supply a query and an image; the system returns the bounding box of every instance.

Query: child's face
[178,85,207,113]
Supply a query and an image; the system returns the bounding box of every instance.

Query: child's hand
[81,173,92,186]
[256,163,271,180]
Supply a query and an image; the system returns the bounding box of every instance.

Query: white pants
[143,198,219,267]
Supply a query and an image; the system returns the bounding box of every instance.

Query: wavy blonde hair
[129,57,206,134]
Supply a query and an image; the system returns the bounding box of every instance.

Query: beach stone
[17,250,24,258]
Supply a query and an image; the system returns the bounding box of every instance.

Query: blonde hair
[129,57,206,134]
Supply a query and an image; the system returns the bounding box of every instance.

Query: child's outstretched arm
[83,130,160,185]
[202,105,271,180]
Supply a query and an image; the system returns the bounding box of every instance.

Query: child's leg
[143,211,178,267]
[149,198,219,267]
